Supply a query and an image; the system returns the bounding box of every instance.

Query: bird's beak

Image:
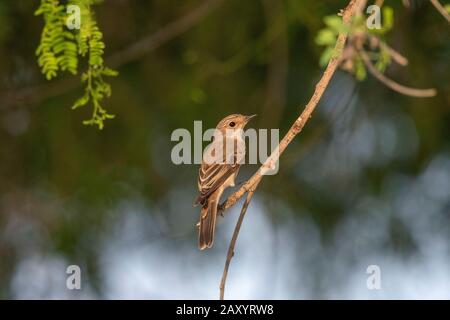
[245,114,257,123]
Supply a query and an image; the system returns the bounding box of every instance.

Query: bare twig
[430,0,450,23]
[219,177,261,300]
[107,0,224,67]
[359,49,437,97]
[368,34,409,66]
[378,43,409,67]
[217,0,364,300]
[199,16,283,79]
[218,0,362,215]
[0,0,224,109]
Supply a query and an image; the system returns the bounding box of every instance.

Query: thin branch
[219,177,261,300]
[107,0,224,67]
[199,18,282,79]
[0,0,224,110]
[430,0,450,23]
[218,0,364,300]
[368,34,409,66]
[378,42,409,67]
[218,0,363,215]
[359,49,437,97]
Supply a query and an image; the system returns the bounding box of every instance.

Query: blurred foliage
[315,15,349,66]
[315,6,394,80]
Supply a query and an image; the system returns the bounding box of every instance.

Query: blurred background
[0,0,449,299]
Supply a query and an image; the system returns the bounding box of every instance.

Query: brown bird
[194,114,256,250]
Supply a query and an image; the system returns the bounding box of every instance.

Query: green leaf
[323,15,347,33]
[355,57,367,81]
[72,92,90,109]
[319,47,336,67]
[382,6,394,33]
[375,47,391,73]
[101,67,119,77]
[315,29,336,46]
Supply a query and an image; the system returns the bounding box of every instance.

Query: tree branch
[217,0,364,300]
[430,0,450,23]
[218,0,362,216]
[107,0,225,68]
[359,49,437,98]
[368,34,408,66]
[219,177,261,300]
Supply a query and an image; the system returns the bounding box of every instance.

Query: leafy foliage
[35,0,77,79]
[72,67,117,129]
[35,0,117,129]
[315,15,348,68]
[315,6,395,81]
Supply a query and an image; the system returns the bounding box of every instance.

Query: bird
[194,114,256,250]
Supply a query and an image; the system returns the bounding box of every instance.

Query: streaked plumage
[195,114,255,250]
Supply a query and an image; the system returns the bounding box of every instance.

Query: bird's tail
[198,199,218,250]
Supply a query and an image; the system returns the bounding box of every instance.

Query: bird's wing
[198,162,239,196]
[195,139,241,204]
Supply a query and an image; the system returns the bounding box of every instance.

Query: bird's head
[216,114,257,131]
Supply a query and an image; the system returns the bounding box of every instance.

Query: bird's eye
[229,121,236,127]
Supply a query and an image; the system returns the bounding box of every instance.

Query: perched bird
[194,114,256,250]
